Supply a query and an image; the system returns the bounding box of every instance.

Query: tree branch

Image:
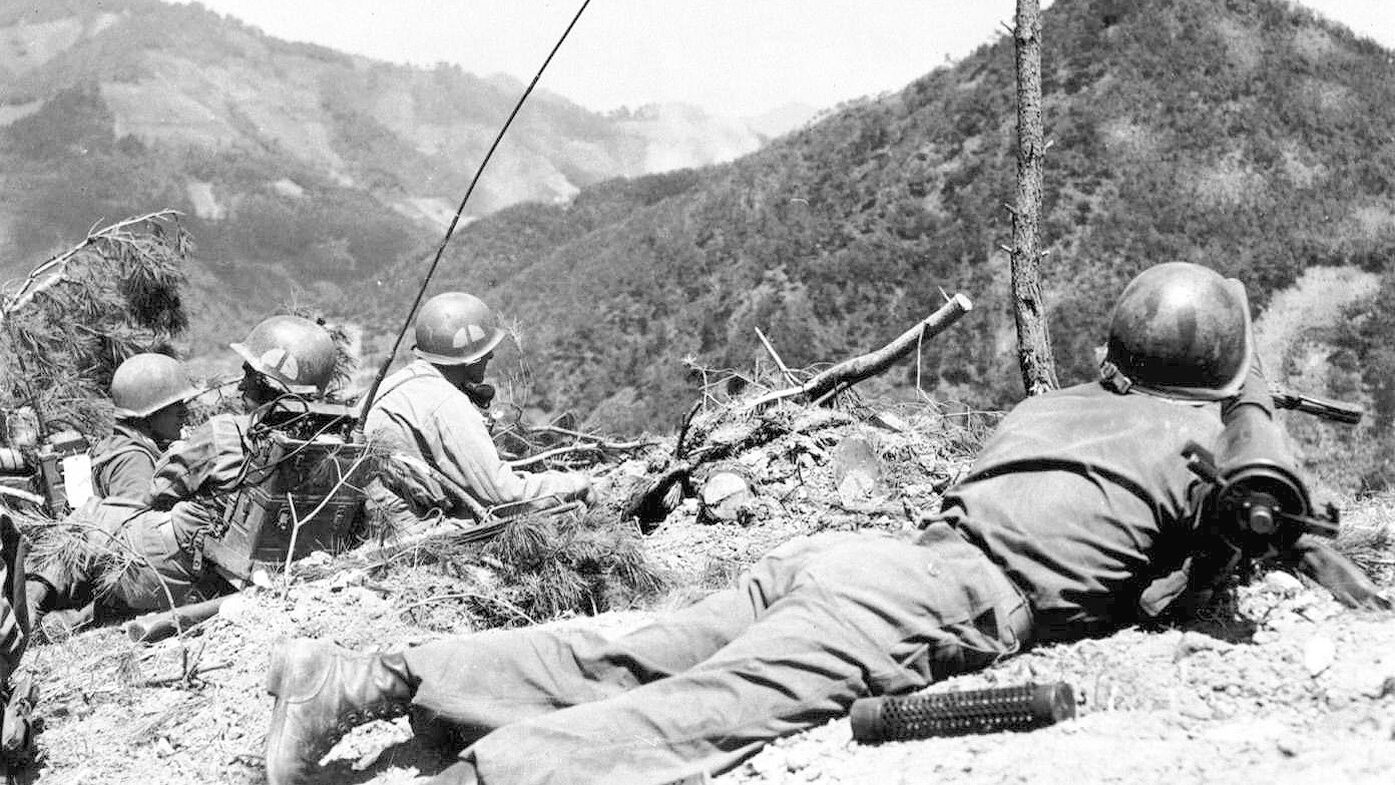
[745,293,974,409]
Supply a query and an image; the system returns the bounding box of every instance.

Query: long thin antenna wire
[359,0,592,420]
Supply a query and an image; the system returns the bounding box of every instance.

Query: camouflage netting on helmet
[0,212,191,446]
[285,305,358,398]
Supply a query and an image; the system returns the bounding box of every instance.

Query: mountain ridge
[348,0,1395,488]
[0,0,791,352]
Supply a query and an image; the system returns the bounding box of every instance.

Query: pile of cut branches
[363,507,663,631]
[0,211,191,442]
[623,294,981,527]
[492,409,659,471]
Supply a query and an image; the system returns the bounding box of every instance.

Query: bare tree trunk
[1010,0,1059,396]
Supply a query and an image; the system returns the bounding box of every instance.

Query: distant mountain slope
[0,0,780,349]
[355,0,1395,462]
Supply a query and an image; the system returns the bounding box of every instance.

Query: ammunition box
[205,430,369,581]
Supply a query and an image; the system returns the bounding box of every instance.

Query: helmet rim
[412,292,506,365]
[111,353,200,419]
[1102,263,1253,401]
[411,326,506,366]
[230,341,322,394]
[228,315,337,395]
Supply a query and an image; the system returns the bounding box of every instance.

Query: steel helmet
[230,315,338,394]
[111,353,199,419]
[412,292,507,366]
[1101,262,1252,401]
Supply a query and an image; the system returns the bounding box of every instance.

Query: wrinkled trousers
[401,523,1033,785]
[32,499,223,616]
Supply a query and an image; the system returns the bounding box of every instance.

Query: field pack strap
[361,366,437,419]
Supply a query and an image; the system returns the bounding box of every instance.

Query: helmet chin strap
[1098,360,1222,405]
[1098,360,1133,395]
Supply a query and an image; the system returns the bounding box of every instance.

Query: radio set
[201,401,370,583]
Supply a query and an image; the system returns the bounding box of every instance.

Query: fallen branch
[525,424,651,449]
[746,293,974,409]
[138,660,231,688]
[755,326,799,387]
[359,499,581,566]
[503,424,653,470]
[396,591,538,626]
[509,444,602,469]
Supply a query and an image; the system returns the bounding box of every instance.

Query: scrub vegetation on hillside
[350,0,1395,499]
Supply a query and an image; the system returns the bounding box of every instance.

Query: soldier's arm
[433,395,590,510]
[146,415,249,508]
[1220,351,1273,425]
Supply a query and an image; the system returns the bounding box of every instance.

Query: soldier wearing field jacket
[261,264,1387,785]
[364,292,591,523]
[26,317,339,626]
[89,353,199,500]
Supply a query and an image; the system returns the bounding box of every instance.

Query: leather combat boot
[264,638,416,785]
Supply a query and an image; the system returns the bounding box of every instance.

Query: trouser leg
[454,527,1030,785]
[115,503,234,612]
[402,534,838,742]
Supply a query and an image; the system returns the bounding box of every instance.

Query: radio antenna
[358,0,592,422]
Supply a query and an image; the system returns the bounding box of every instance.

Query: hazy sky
[168,1,1395,117]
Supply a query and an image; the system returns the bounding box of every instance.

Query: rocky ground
[18,401,1395,785]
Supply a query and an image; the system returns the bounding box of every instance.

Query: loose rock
[1265,571,1304,596]
[1304,635,1336,677]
